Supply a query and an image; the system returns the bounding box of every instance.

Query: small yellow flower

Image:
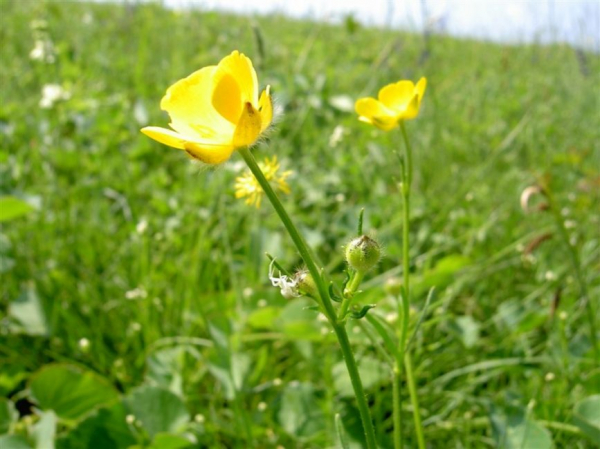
[355,77,427,131]
[235,156,292,208]
[141,51,272,164]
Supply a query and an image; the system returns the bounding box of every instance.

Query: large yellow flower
[141,51,272,164]
[355,78,427,131]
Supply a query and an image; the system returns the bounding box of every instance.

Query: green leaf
[247,306,280,330]
[333,356,389,397]
[149,433,194,449]
[123,386,189,439]
[0,196,35,222]
[9,285,49,336]
[206,352,251,401]
[490,405,553,449]
[573,395,600,442]
[0,435,32,449]
[276,383,324,438]
[56,402,135,449]
[450,315,481,348]
[29,364,119,422]
[0,398,18,434]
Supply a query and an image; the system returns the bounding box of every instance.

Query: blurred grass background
[1,0,599,447]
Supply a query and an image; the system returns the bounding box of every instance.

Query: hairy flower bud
[345,235,381,273]
[294,270,318,297]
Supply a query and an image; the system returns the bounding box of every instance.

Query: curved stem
[339,271,365,320]
[238,147,377,449]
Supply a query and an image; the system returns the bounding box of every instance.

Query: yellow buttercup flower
[141,51,273,164]
[355,77,427,131]
[235,156,292,208]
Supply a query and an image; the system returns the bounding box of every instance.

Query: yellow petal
[355,97,394,120]
[232,102,262,147]
[415,77,427,101]
[211,71,243,124]
[378,80,415,112]
[160,66,233,140]
[259,86,273,133]
[398,94,420,120]
[355,97,398,130]
[141,126,186,150]
[212,51,258,111]
[184,142,235,164]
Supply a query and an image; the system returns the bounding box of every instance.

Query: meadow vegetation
[1,1,599,447]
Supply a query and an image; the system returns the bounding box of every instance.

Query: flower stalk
[238,147,378,449]
[393,122,426,449]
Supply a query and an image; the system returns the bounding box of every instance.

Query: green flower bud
[294,270,318,297]
[345,235,381,273]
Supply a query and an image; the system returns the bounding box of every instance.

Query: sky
[161,0,600,51]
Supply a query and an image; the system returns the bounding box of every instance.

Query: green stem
[339,271,365,319]
[238,147,377,449]
[392,122,425,449]
[405,352,425,449]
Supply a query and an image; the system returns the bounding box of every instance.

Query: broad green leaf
[146,347,186,396]
[573,395,600,442]
[56,402,135,449]
[0,398,18,434]
[149,433,194,449]
[247,306,280,330]
[333,356,389,397]
[0,435,32,449]
[29,364,119,421]
[275,298,321,341]
[123,386,189,439]
[490,405,553,449]
[9,285,49,336]
[276,383,324,438]
[0,196,35,222]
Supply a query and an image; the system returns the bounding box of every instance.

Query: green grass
[1,1,599,447]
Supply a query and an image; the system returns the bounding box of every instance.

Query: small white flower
[243,287,254,298]
[269,260,299,299]
[257,402,267,411]
[125,414,136,425]
[257,299,268,308]
[78,338,90,351]
[136,219,148,234]
[544,271,556,281]
[545,372,555,382]
[385,312,398,323]
[329,125,346,148]
[272,378,282,387]
[125,287,147,299]
[40,84,70,109]
[194,414,205,423]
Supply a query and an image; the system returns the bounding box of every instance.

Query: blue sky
[162,0,600,50]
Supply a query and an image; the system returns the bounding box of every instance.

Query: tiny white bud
[78,338,90,351]
[545,372,555,382]
[257,299,268,308]
[125,414,136,425]
[257,402,267,411]
[194,414,205,423]
[272,378,282,387]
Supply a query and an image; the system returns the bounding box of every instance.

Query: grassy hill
[1,1,599,447]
